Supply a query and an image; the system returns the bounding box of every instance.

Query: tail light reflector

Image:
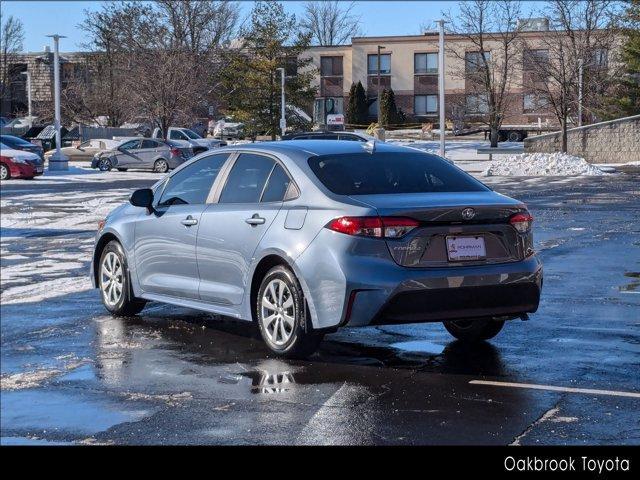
[510,212,533,233]
[170,148,181,157]
[326,216,419,239]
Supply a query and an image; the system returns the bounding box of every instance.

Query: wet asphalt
[0,171,639,445]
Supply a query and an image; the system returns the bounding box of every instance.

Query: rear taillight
[97,219,105,232]
[170,148,180,157]
[326,216,419,239]
[510,212,533,233]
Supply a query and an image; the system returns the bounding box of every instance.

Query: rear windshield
[308,152,489,195]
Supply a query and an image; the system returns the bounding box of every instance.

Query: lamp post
[577,57,583,127]
[20,71,32,129]
[376,45,386,126]
[436,20,447,158]
[276,67,286,137]
[46,34,68,171]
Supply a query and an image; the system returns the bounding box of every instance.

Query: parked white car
[151,127,226,154]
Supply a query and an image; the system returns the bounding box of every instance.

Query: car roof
[214,140,428,159]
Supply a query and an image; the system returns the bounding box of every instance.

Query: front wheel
[99,240,147,316]
[98,157,113,171]
[256,265,323,358]
[0,163,10,180]
[444,318,505,342]
[153,159,169,173]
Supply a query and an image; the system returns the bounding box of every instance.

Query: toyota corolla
[91,141,542,358]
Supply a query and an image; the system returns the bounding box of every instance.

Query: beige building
[304,28,612,129]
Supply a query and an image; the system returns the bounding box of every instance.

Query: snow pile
[483,152,607,176]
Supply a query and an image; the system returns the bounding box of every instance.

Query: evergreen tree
[221,1,316,139]
[345,81,367,125]
[379,88,403,127]
[601,0,640,118]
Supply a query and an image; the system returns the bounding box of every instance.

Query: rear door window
[308,152,489,195]
[158,153,230,206]
[261,164,292,203]
[219,154,275,204]
[120,139,141,150]
[141,140,158,149]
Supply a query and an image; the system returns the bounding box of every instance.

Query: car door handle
[181,215,198,226]
[245,214,265,226]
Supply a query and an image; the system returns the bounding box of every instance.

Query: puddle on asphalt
[619,272,640,293]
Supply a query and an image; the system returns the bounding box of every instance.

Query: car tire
[117,168,128,172]
[98,240,147,316]
[98,157,113,172]
[0,163,10,180]
[256,265,324,358]
[507,131,522,142]
[153,159,169,173]
[444,318,505,342]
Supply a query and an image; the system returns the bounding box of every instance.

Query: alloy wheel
[98,158,112,171]
[261,279,295,346]
[100,251,124,306]
[0,164,8,180]
[154,160,168,173]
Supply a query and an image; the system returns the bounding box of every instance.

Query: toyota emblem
[461,208,475,220]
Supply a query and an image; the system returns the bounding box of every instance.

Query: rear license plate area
[446,235,486,261]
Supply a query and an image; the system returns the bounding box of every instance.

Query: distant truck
[483,124,559,143]
[151,127,226,154]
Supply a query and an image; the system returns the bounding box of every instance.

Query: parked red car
[0,154,37,180]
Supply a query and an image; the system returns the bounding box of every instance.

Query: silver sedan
[91,138,192,173]
[91,141,542,358]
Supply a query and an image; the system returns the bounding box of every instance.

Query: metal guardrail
[476,146,524,160]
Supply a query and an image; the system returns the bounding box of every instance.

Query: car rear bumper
[9,162,37,178]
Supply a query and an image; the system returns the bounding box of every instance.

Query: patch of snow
[483,152,608,177]
[1,276,92,305]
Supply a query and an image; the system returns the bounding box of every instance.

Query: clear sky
[2,0,548,52]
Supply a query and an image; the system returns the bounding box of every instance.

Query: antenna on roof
[362,139,376,154]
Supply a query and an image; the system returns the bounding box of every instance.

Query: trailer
[483,124,559,142]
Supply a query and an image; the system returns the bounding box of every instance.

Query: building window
[415,53,438,74]
[414,95,438,115]
[466,94,489,114]
[368,98,378,116]
[591,48,608,68]
[465,51,491,73]
[320,56,343,77]
[368,53,391,75]
[523,49,549,71]
[523,93,548,112]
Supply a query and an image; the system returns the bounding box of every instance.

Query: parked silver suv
[91,141,542,358]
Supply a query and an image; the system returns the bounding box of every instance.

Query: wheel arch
[92,231,121,288]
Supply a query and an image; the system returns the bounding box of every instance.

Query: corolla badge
[461,207,476,220]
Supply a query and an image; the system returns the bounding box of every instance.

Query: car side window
[141,140,157,149]
[120,139,140,150]
[338,134,361,141]
[79,141,91,148]
[158,154,230,206]
[219,154,275,204]
[261,164,292,203]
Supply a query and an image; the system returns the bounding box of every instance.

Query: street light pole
[436,20,446,158]
[20,71,32,128]
[46,34,68,171]
[376,45,385,126]
[276,67,286,137]
[578,57,583,127]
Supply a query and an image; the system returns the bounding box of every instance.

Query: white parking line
[469,380,640,399]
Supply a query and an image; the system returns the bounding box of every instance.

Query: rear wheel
[153,159,169,173]
[98,157,113,171]
[256,265,323,358]
[99,240,146,316]
[507,130,522,142]
[444,318,505,342]
[0,163,9,180]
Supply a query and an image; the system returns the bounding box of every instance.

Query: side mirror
[130,188,154,213]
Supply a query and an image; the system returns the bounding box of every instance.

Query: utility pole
[578,57,583,127]
[376,45,385,126]
[436,20,446,158]
[20,71,32,128]
[46,34,68,171]
[276,67,286,137]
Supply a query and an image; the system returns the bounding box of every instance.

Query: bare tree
[444,1,525,147]
[300,1,362,46]
[525,0,622,151]
[0,15,25,112]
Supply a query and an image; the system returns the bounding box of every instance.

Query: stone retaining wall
[524,115,640,164]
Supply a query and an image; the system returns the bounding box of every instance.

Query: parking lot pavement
[1,169,639,445]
